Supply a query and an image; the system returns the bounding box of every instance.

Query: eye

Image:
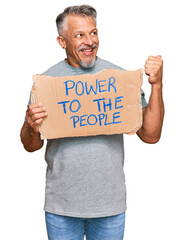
[91,31,97,36]
[76,33,83,38]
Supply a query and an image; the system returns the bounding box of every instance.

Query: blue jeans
[45,211,125,240]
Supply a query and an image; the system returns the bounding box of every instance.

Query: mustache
[78,44,98,51]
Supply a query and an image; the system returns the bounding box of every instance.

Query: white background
[0,0,185,239]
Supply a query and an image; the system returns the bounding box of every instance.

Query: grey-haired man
[21,5,164,240]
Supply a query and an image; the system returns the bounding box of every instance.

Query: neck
[65,57,98,68]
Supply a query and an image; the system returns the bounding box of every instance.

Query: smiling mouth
[80,48,95,56]
[78,44,97,55]
[81,49,93,52]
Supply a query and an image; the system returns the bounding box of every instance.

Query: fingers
[146,55,163,65]
[145,61,161,67]
[145,68,158,75]
[148,55,162,60]
[28,102,42,109]
[145,55,163,70]
[144,55,163,84]
[26,103,47,132]
[28,103,46,117]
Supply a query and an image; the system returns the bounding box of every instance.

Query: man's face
[59,15,99,68]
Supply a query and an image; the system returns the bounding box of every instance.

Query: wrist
[151,81,163,90]
[29,126,40,137]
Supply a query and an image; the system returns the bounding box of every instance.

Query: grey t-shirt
[31,58,147,218]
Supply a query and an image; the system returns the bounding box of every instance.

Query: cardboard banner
[32,69,143,139]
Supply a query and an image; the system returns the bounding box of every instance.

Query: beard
[79,57,96,69]
[78,44,97,69]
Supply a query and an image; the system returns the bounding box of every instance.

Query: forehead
[65,15,97,33]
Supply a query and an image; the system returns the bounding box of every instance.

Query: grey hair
[56,5,97,36]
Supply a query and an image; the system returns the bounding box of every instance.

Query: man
[20,5,164,240]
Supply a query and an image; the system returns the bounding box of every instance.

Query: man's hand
[26,103,47,133]
[145,55,163,86]
[21,103,47,152]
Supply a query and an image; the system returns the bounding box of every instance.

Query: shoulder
[97,58,125,71]
[42,60,66,76]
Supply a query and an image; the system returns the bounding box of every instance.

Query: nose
[84,35,93,46]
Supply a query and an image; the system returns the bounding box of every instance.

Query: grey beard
[79,57,96,69]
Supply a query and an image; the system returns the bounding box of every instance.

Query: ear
[57,36,66,49]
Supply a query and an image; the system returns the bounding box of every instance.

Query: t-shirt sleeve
[141,89,147,108]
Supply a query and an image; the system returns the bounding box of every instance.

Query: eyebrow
[73,28,98,35]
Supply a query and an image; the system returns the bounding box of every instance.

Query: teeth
[82,49,92,52]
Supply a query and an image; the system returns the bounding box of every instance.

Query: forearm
[20,123,44,152]
[138,83,164,143]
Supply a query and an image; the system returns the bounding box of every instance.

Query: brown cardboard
[32,69,143,139]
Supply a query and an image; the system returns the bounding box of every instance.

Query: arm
[20,103,47,152]
[137,55,164,143]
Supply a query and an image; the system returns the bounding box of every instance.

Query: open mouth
[81,48,94,56]
[78,45,97,56]
[81,49,93,52]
